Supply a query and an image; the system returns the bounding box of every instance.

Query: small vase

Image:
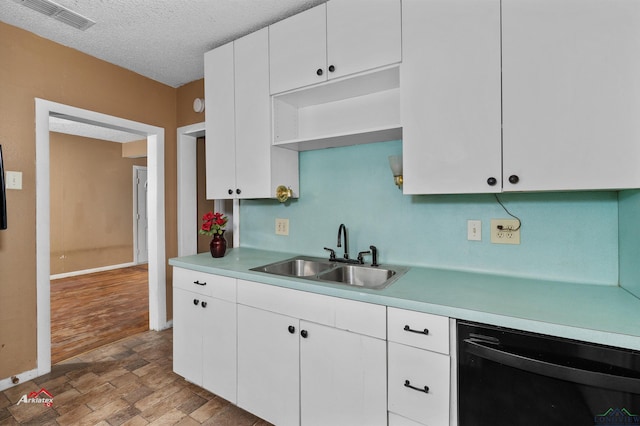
[209,231,227,258]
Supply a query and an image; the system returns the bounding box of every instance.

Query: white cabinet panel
[388,307,450,354]
[237,281,388,426]
[173,269,237,403]
[269,0,401,94]
[173,288,204,386]
[205,28,298,200]
[204,42,236,199]
[326,0,401,80]
[172,267,235,301]
[237,304,300,426]
[388,342,451,426]
[502,0,640,191]
[201,296,236,403]
[269,4,327,94]
[300,321,387,426]
[173,289,237,403]
[234,29,270,199]
[401,0,502,195]
[237,279,386,339]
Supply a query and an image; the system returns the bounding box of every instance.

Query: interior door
[134,166,148,263]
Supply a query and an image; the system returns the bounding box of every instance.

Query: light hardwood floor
[50,265,150,364]
[0,329,270,425]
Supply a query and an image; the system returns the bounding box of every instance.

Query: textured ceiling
[1,0,326,88]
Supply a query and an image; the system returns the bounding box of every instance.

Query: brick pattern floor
[0,329,272,425]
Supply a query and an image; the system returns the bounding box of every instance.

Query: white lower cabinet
[236,279,387,426]
[300,320,387,426]
[172,268,237,403]
[387,308,452,426]
[173,269,456,426]
[237,304,300,426]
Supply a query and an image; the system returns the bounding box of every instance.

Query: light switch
[5,171,22,190]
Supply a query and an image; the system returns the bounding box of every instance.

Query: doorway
[177,122,236,257]
[35,99,167,378]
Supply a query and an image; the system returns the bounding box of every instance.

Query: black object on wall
[0,145,7,230]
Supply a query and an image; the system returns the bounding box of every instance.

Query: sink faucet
[337,224,349,260]
[370,245,379,267]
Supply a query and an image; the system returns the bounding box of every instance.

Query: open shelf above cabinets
[272,65,401,151]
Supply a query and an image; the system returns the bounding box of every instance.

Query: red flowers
[199,211,228,236]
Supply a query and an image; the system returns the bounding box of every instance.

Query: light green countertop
[169,248,640,350]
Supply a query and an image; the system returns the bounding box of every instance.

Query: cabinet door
[269,4,327,94]
[234,28,272,199]
[202,297,236,404]
[173,288,204,386]
[502,0,640,191]
[237,305,299,426]
[401,0,502,195]
[326,0,401,80]
[300,321,387,426]
[204,42,237,199]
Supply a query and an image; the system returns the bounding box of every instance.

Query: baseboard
[159,319,173,331]
[50,262,138,280]
[0,368,39,392]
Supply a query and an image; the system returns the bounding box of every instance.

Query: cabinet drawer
[173,267,236,302]
[237,279,386,339]
[388,412,425,426]
[388,307,449,354]
[388,342,450,426]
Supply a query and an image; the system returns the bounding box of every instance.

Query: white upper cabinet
[403,0,640,194]
[401,0,502,195]
[205,28,299,200]
[269,0,401,94]
[269,4,326,94]
[204,41,235,199]
[326,0,401,80]
[502,0,640,191]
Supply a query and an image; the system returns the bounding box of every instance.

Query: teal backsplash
[619,189,640,296]
[241,140,619,285]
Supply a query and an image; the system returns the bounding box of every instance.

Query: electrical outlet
[467,220,481,241]
[275,218,289,236]
[490,219,520,245]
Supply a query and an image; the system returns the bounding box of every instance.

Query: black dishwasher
[457,321,640,426]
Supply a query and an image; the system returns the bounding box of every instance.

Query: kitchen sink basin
[316,264,396,289]
[250,256,336,277]
[250,256,409,290]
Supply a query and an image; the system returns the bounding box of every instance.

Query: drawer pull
[193,280,207,286]
[404,380,429,394]
[404,325,429,335]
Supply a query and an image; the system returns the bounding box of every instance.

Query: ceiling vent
[14,0,96,31]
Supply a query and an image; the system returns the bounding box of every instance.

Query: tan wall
[0,21,206,379]
[177,79,205,127]
[122,140,148,158]
[50,133,147,275]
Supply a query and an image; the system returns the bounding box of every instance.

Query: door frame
[176,122,238,257]
[133,165,148,264]
[35,99,167,378]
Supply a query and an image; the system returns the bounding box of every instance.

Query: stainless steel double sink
[250,256,409,290]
